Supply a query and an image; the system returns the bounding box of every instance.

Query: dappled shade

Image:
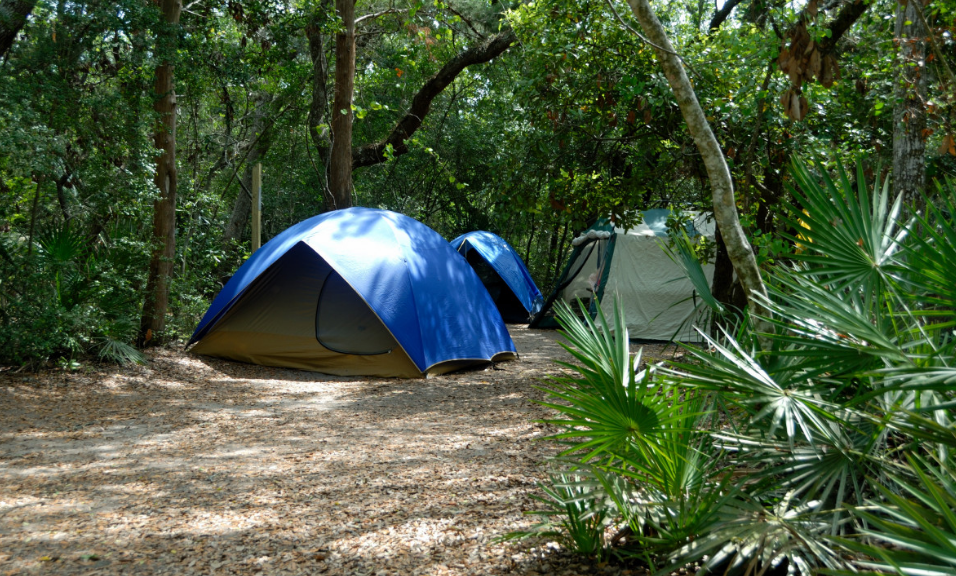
[190,208,516,377]
[531,209,715,341]
[450,231,543,324]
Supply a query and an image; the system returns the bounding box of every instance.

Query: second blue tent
[451,231,543,324]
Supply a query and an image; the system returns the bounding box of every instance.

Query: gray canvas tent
[531,209,716,341]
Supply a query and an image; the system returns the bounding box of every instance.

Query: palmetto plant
[503,472,612,557]
[517,157,956,575]
[1,224,146,366]
[838,448,956,576]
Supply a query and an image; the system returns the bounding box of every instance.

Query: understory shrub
[511,158,956,576]
[0,224,146,368]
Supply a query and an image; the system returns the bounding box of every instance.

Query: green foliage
[0,224,146,367]
[837,448,956,576]
[504,472,611,557]
[518,158,956,574]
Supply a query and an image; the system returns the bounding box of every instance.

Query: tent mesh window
[559,238,608,311]
[315,270,396,355]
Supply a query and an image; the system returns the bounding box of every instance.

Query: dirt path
[0,326,656,576]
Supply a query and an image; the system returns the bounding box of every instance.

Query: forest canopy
[1,0,954,366]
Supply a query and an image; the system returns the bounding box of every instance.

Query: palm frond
[661,492,851,576]
[838,454,956,576]
[785,157,906,299]
[897,179,956,317]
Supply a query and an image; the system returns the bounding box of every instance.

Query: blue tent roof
[190,208,516,374]
[450,231,544,317]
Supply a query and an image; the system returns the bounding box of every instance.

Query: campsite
[3,1,956,576]
[1,326,657,576]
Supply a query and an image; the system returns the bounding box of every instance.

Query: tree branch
[708,0,742,33]
[444,3,485,39]
[356,8,400,26]
[818,0,870,53]
[0,0,36,61]
[604,0,682,60]
[352,28,517,170]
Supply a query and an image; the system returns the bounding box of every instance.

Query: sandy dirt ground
[0,326,675,576]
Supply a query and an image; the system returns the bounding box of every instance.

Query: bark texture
[893,0,927,207]
[327,0,356,210]
[0,0,35,60]
[140,0,182,345]
[708,0,742,32]
[818,0,871,54]
[624,0,769,321]
[352,28,517,169]
[306,14,331,202]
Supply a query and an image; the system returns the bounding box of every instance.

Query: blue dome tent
[189,208,517,377]
[450,231,543,323]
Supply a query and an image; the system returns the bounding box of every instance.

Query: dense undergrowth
[511,159,956,576]
[0,224,148,368]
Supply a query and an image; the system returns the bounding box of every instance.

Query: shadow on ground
[0,327,649,576]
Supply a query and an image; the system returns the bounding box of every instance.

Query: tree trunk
[624,0,769,323]
[0,0,35,60]
[327,0,356,210]
[26,177,40,256]
[55,172,71,223]
[524,213,536,264]
[139,0,182,346]
[893,0,927,208]
[306,10,331,205]
[221,96,275,248]
[710,228,747,323]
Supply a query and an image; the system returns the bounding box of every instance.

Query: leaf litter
[0,326,677,576]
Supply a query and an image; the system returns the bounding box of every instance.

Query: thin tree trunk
[524,213,536,264]
[554,221,571,287]
[327,0,356,209]
[221,96,275,248]
[624,0,769,325]
[139,0,182,346]
[547,220,561,288]
[0,0,35,60]
[27,178,40,256]
[55,173,71,223]
[893,0,927,208]
[306,10,331,205]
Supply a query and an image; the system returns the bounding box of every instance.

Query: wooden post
[251,163,262,252]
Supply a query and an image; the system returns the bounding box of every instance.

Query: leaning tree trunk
[139,0,182,346]
[0,0,36,60]
[327,0,356,210]
[623,0,769,323]
[893,0,927,208]
[352,28,517,169]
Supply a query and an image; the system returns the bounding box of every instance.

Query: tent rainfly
[450,231,544,323]
[530,209,716,341]
[188,207,517,377]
